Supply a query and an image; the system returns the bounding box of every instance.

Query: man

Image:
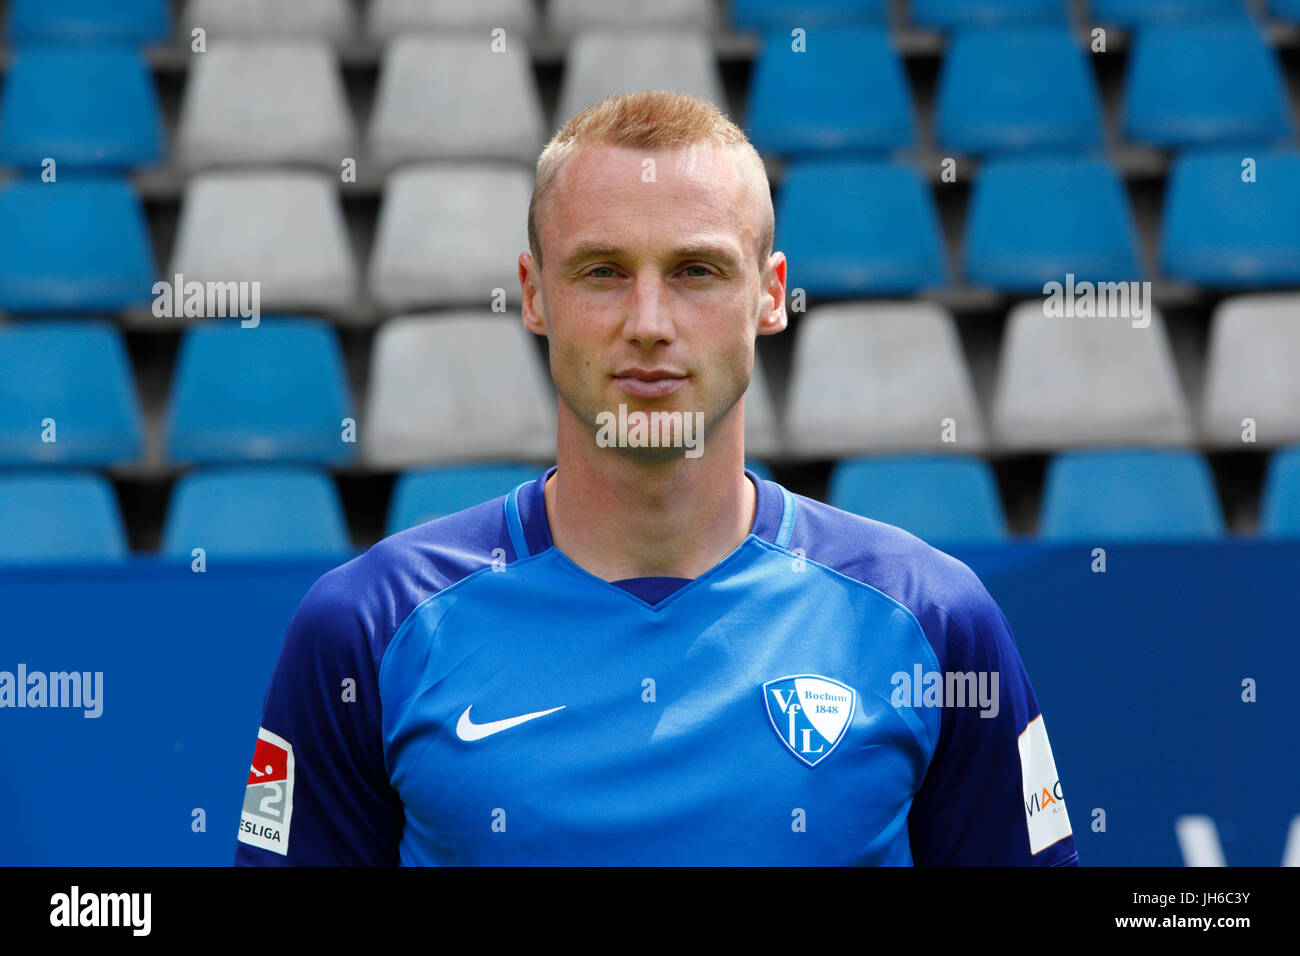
[235,90,1077,866]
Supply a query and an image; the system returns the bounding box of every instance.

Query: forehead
[546,143,757,255]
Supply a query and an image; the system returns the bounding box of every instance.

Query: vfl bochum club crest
[763,675,857,767]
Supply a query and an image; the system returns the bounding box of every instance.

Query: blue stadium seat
[1261,446,1300,537]
[1092,0,1247,25]
[1272,0,1300,22]
[962,156,1141,293]
[161,465,350,559]
[7,0,172,45]
[0,49,163,172]
[935,26,1104,156]
[912,0,1067,29]
[0,470,128,564]
[1159,148,1300,288]
[731,0,886,30]
[828,456,1008,543]
[746,460,775,483]
[1038,449,1225,541]
[387,463,545,535]
[775,160,947,296]
[746,27,915,157]
[0,179,156,313]
[0,320,144,467]
[1122,20,1293,150]
[164,318,356,466]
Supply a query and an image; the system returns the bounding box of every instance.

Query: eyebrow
[559,242,743,271]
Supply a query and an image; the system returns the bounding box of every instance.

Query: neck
[543,402,757,582]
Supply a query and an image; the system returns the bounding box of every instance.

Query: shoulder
[783,490,1004,666]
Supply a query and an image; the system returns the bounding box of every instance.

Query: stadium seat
[731,0,886,31]
[912,0,1066,28]
[783,301,986,458]
[746,27,916,157]
[387,462,546,534]
[367,164,532,311]
[991,301,1193,451]
[164,318,355,466]
[0,179,156,313]
[1091,0,1248,26]
[1260,446,1300,537]
[549,0,717,30]
[1200,294,1300,448]
[0,470,130,564]
[0,320,144,467]
[161,464,351,559]
[0,49,163,172]
[368,36,544,168]
[1159,148,1300,289]
[775,160,948,296]
[366,0,538,38]
[176,41,355,169]
[182,0,355,40]
[7,0,171,45]
[1038,449,1225,540]
[934,27,1105,156]
[828,455,1009,543]
[1122,20,1293,150]
[745,353,782,460]
[363,313,556,467]
[555,30,727,123]
[962,156,1141,293]
[745,460,775,483]
[168,171,358,316]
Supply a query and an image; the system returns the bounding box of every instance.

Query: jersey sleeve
[907,576,1079,866]
[234,570,404,866]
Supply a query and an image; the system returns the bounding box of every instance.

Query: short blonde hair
[528,90,774,268]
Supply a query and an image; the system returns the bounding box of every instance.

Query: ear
[758,251,787,336]
[520,252,546,335]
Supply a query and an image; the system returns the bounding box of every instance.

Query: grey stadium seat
[547,0,719,32]
[169,171,358,317]
[1201,293,1300,448]
[991,299,1193,450]
[176,40,354,168]
[556,30,727,124]
[368,35,544,169]
[783,301,986,458]
[363,313,556,467]
[183,0,356,39]
[366,0,538,38]
[367,164,532,312]
[745,352,781,459]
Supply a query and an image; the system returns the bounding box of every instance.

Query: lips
[612,367,687,399]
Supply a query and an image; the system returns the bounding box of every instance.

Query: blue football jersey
[235,467,1078,866]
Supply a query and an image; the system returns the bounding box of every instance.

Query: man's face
[520,143,786,461]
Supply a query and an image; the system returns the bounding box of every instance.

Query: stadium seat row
[2,150,1297,320]
[2,299,1298,472]
[6,0,1298,46]
[3,446,1299,564]
[4,23,1296,173]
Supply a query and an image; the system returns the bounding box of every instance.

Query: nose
[622,270,676,348]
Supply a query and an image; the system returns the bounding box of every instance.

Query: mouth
[611,367,689,399]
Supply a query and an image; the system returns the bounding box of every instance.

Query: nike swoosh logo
[455,704,565,742]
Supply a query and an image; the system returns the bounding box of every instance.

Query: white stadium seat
[169,171,358,317]
[367,164,533,312]
[783,301,986,458]
[547,0,719,32]
[368,35,544,169]
[364,313,556,467]
[745,352,782,459]
[183,0,356,39]
[1201,293,1300,448]
[991,299,1193,450]
[367,0,538,38]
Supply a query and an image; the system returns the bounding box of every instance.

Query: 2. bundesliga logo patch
[763,675,856,767]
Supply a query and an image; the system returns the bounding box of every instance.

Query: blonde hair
[528,90,774,268]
